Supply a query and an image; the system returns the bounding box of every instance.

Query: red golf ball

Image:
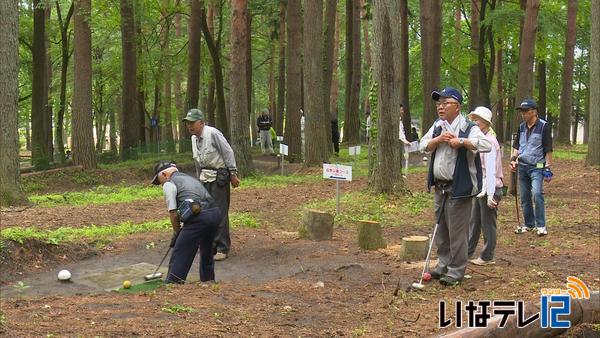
[423,272,432,282]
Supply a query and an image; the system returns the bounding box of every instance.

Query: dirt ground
[0,154,598,337]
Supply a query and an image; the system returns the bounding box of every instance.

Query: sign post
[279,143,288,176]
[323,164,352,215]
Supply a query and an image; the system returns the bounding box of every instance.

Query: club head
[144,272,163,281]
[411,282,425,290]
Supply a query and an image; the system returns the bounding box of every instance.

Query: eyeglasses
[436,101,459,108]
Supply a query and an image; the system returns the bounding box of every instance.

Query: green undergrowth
[99,152,194,171]
[29,184,163,207]
[116,279,164,293]
[0,219,171,249]
[0,212,261,251]
[303,191,433,227]
[553,144,587,161]
[241,173,323,189]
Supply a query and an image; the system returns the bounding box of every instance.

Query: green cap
[182,108,204,122]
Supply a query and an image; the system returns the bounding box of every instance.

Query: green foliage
[303,191,434,227]
[0,219,171,248]
[13,281,30,294]
[161,303,195,314]
[29,184,163,207]
[553,144,588,161]
[230,213,262,229]
[240,174,322,189]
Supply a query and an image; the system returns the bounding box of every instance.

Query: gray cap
[182,108,204,122]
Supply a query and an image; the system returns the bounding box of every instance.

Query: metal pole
[336,180,340,215]
[281,155,284,176]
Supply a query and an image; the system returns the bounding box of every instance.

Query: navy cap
[431,87,463,104]
[516,99,538,111]
[151,160,177,185]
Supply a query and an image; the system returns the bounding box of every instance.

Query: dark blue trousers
[166,207,222,283]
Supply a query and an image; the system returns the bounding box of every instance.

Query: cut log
[300,209,334,241]
[399,235,429,261]
[357,220,386,250]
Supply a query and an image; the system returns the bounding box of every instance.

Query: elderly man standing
[510,99,553,236]
[419,87,492,286]
[183,108,240,261]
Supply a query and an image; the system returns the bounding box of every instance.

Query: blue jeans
[518,164,546,228]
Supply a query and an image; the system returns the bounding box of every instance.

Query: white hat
[468,106,492,126]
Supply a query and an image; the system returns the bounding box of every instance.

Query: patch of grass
[553,144,587,161]
[99,152,193,171]
[241,173,322,189]
[0,211,253,250]
[22,181,48,193]
[0,219,171,248]
[117,279,163,293]
[0,311,5,326]
[303,191,434,227]
[161,303,195,314]
[29,184,163,207]
[230,213,262,229]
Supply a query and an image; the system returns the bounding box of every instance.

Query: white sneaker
[470,257,495,266]
[214,252,228,261]
[537,227,548,236]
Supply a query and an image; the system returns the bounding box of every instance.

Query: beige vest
[191,126,226,182]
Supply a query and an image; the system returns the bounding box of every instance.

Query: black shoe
[428,270,444,280]
[439,276,462,286]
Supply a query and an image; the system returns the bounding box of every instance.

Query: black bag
[177,199,202,222]
[216,168,230,187]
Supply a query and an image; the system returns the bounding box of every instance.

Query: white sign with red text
[323,164,352,181]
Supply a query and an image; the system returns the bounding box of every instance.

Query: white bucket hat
[468,106,493,126]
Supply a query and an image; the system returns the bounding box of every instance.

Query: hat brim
[151,174,161,185]
[182,117,200,122]
[468,113,492,126]
[431,91,442,101]
[516,106,536,111]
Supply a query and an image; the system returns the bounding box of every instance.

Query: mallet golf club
[144,246,170,281]
[412,192,448,290]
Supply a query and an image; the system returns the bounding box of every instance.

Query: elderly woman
[467,106,504,266]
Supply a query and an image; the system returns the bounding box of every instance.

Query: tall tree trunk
[399,0,411,138]
[556,0,578,144]
[137,21,148,149]
[45,6,54,162]
[538,60,547,121]
[495,41,505,144]
[230,0,254,176]
[201,2,229,139]
[0,0,28,206]
[205,4,216,125]
[175,13,185,150]
[72,0,97,169]
[275,1,286,135]
[119,0,143,160]
[419,0,442,130]
[161,0,175,152]
[323,0,337,153]
[512,0,539,132]
[186,0,202,117]
[360,0,371,125]
[588,0,599,165]
[110,95,118,152]
[246,12,253,120]
[268,41,276,121]
[120,0,139,160]
[304,0,328,166]
[330,12,341,122]
[55,1,74,163]
[32,0,50,169]
[469,0,481,111]
[284,0,302,162]
[371,0,403,194]
[344,0,361,145]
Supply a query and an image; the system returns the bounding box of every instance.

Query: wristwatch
[459,138,464,145]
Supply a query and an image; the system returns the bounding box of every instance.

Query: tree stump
[300,209,334,241]
[399,236,429,261]
[357,220,386,250]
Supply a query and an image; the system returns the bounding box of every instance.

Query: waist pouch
[177,199,204,222]
[216,168,230,187]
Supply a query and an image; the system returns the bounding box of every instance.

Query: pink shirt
[481,130,504,196]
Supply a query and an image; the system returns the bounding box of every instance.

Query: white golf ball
[58,269,71,281]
